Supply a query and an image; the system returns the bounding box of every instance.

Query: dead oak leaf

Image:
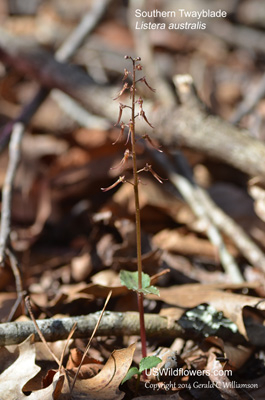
[27,373,64,400]
[68,343,136,400]
[0,334,40,400]
[0,334,64,400]
[151,283,265,340]
[206,352,242,399]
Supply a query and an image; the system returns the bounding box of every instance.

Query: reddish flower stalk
[106,55,160,361]
[129,56,147,359]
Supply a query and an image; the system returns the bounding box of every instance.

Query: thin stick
[0,123,24,264]
[25,296,61,366]
[5,248,23,300]
[5,247,25,318]
[70,290,112,393]
[59,322,77,371]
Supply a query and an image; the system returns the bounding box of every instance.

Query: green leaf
[120,270,138,291]
[141,272,151,288]
[120,270,151,291]
[139,286,160,296]
[139,356,162,373]
[121,367,139,384]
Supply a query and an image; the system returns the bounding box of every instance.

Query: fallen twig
[0,123,24,264]
[1,309,263,346]
[0,312,184,346]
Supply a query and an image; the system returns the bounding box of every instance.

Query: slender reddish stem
[130,59,147,359]
[137,292,147,358]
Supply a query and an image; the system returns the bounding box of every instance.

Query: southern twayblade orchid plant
[101,56,163,361]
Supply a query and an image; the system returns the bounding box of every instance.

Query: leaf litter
[0,334,136,400]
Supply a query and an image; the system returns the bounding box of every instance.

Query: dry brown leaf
[162,251,226,284]
[222,342,253,371]
[71,252,93,282]
[66,348,103,379]
[0,344,19,374]
[206,352,242,399]
[153,229,222,258]
[0,335,40,399]
[66,343,136,400]
[76,282,128,298]
[28,372,64,400]
[70,363,103,381]
[90,270,121,287]
[0,335,65,399]
[202,337,252,371]
[151,283,264,339]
